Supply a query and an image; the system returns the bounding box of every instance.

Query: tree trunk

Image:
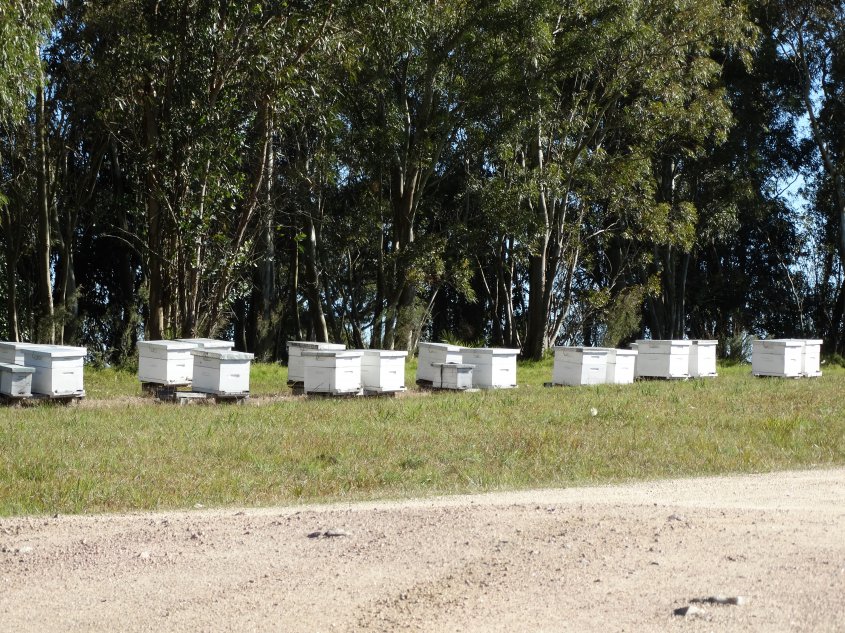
[143,79,165,340]
[302,213,329,342]
[34,57,54,344]
[5,246,19,342]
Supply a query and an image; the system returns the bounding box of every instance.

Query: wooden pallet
[2,391,86,406]
[415,379,478,392]
[142,381,190,395]
[155,386,249,405]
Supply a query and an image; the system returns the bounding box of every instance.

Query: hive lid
[286,341,346,351]
[636,339,692,347]
[176,338,234,349]
[418,341,461,352]
[755,339,804,348]
[603,347,637,356]
[554,346,610,355]
[361,349,408,358]
[302,350,363,358]
[803,339,824,345]
[24,344,87,357]
[191,349,254,361]
[0,341,40,351]
[691,340,717,346]
[460,347,520,355]
[0,362,35,373]
[138,340,198,352]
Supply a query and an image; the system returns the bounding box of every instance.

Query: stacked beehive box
[634,340,691,379]
[552,347,611,386]
[137,340,198,386]
[0,363,35,397]
[286,341,346,386]
[459,347,519,389]
[603,348,638,384]
[752,339,822,378]
[302,349,363,395]
[360,350,408,394]
[416,342,463,385]
[191,349,254,395]
[0,342,86,398]
[689,340,718,378]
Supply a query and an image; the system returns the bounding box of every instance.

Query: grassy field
[1,359,844,516]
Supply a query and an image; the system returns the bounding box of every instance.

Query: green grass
[1,361,844,516]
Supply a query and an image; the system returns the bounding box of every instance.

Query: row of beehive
[138,338,254,395]
[0,336,826,401]
[287,342,407,395]
[416,342,519,390]
[288,341,520,394]
[552,340,718,385]
[0,342,87,398]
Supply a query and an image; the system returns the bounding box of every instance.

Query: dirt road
[2,469,844,632]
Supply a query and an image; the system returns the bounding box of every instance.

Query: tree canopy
[1,0,843,362]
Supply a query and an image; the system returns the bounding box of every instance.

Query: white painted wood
[417,342,463,384]
[286,341,346,383]
[802,339,823,377]
[601,348,637,384]
[634,340,691,379]
[459,347,519,389]
[431,363,474,390]
[0,362,34,397]
[689,340,718,378]
[22,345,86,396]
[138,340,198,385]
[0,342,39,365]
[552,347,609,386]
[303,350,363,395]
[360,350,408,393]
[751,339,804,377]
[191,349,254,394]
[176,338,235,351]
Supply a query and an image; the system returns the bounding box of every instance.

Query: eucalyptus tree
[52,0,341,345]
[772,0,845,350]
[477,0,755,359]
[334,0,519,351]
[0,0,52,342]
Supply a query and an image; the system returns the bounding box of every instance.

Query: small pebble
[694,595,748,606]
[674,604,706,617]
[323,529,351,538]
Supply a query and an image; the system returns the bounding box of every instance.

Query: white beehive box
[360,349,408,393]
[603,348,637,384]
[23,345,87,396]
[634,340,691,379]
[417,342,463,384]
[0,341,40,365]
[689,340,718,378]
[552,347,609,386]
[0,362,35,397]
[459,347,519,389]
[303,350,362,395]
[176,338,235,351]
[802,339,823,377]
[431,362,474,390]
[752,339,804,377]
[191,349,254,395]
[286,341,346,384]
[137,340,197,385]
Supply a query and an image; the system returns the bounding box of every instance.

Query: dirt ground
[1,468,844,632]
